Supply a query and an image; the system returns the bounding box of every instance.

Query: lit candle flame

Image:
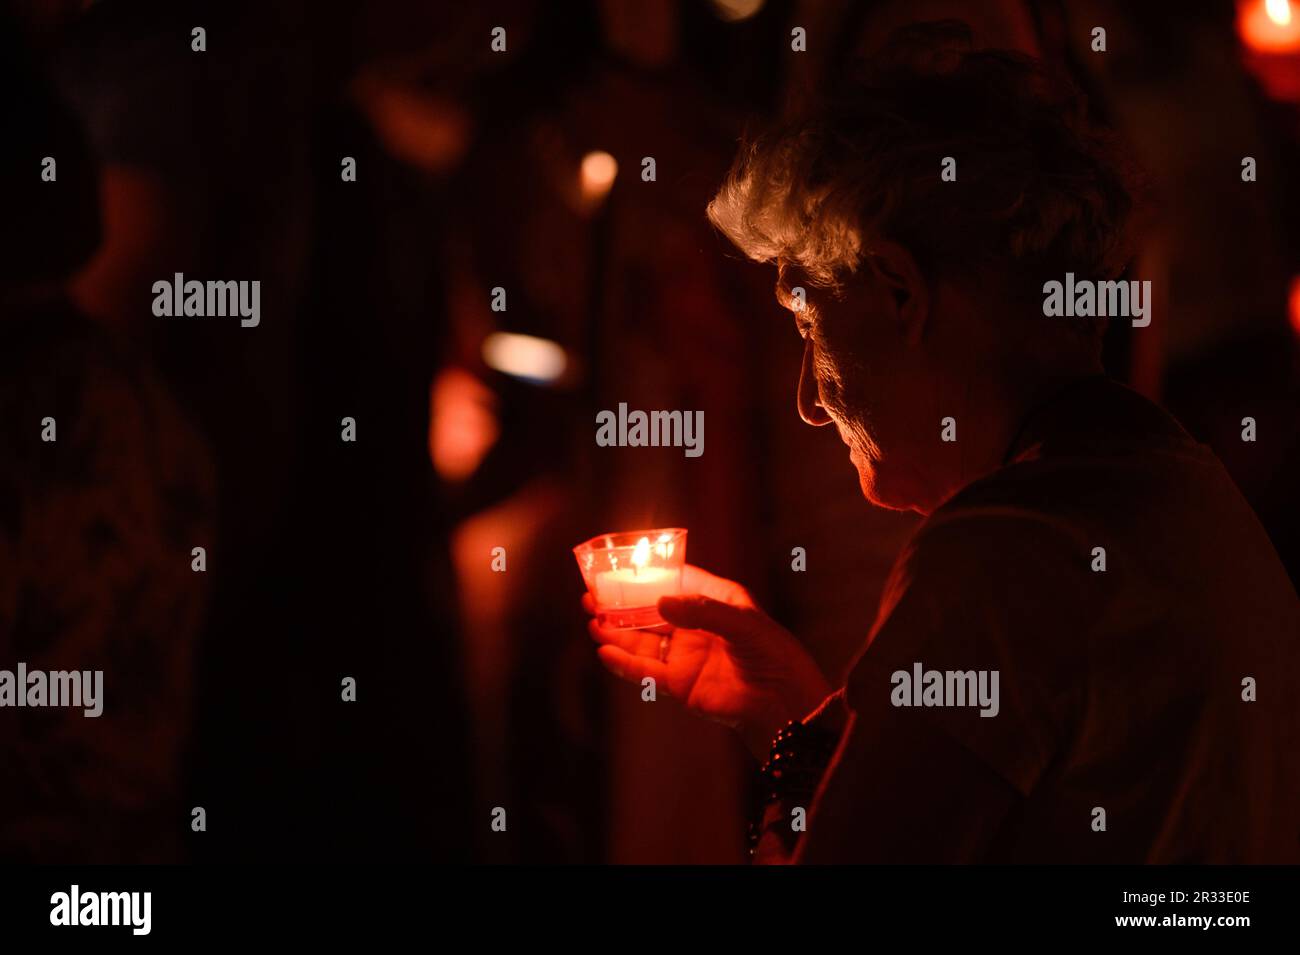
[1267,0,1292,26]
[632,536,651,575]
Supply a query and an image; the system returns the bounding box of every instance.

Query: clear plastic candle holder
[573,528,688,630]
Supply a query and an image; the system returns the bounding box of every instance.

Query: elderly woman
[586,23,1299,864]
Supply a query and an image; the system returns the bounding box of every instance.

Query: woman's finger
[596,645,671,687]
[658,594,768,644]
[587,619,670,658]
[680,564,753,607]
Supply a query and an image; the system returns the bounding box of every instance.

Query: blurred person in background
[0,9,213,862]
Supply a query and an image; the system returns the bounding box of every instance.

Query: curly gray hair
[707,21,1140,303]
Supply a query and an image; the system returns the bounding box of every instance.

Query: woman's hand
[585,564,832,759]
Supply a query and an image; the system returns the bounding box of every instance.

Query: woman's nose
[797,339,833,426]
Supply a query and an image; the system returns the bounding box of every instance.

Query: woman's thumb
[658,594,764,641]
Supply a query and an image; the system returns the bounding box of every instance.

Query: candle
[574,528,688,630]
[593,537,682,608]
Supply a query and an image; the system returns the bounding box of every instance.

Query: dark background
[2,0,1298,863]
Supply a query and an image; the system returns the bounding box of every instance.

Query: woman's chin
[856,461,916,513]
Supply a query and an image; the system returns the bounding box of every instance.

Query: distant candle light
[1289,276,1300,337]
[711,0,764,23]
[1240,0,1300,52]
[482,331,568,384]
[429,367,499,482]
[580,150,618,205]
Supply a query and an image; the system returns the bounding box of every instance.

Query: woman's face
[780,264,943,514]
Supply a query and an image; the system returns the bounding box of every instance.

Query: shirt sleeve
[842,507,1095,796]
[749,689,848,864]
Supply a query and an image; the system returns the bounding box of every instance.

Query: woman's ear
[865,241,930,346]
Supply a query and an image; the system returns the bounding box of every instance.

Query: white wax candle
[593,566,680,609]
